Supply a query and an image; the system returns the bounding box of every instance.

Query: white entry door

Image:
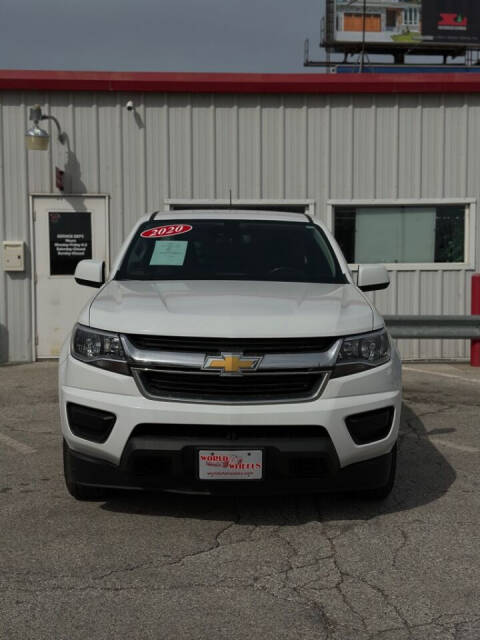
[33,195,109,358]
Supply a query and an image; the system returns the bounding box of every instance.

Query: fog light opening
[66,403,116,443]
[345,407,394,445]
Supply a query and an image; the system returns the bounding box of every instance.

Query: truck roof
[146,209,312,223]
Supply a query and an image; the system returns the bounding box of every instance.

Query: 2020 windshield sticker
[141,224,192,238]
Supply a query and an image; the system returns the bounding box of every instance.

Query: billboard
[423,1,480,44]
[331,1,480,47]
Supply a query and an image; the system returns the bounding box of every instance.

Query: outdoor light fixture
[25,105,66,151]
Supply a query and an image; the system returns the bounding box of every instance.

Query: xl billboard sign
[423,1,480,44]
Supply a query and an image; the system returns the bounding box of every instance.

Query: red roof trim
[0,69,480,94]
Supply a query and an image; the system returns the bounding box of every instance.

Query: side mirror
[357,264,389,292]
[74,260,105,288]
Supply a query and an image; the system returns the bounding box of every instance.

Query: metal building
[0,70,478,363]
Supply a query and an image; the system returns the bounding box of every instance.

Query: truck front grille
[127,334,336,354]
[135,370,327,404]
[123,333,339,405]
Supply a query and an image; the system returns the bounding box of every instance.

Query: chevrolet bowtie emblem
[202,353,263,375]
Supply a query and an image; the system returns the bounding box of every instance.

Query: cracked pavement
[0,361,479,639]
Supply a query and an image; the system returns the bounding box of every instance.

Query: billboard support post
[360,0,366,72]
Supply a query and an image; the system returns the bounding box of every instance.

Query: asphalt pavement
[0,361,479,640]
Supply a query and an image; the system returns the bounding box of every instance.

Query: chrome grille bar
[121,334,340,404]
[121,335,342,371]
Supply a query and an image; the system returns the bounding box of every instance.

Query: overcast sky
[0,0,327,73]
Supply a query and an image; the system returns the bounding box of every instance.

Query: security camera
[126,100,135,111]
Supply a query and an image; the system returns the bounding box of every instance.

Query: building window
[386,9,397,31]
[404,7,419,26]
[334,205,466,264]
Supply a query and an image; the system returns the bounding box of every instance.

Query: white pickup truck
[59,210,402,500]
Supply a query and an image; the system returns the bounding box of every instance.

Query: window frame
[327,198,476,271]
[404,7,419,27]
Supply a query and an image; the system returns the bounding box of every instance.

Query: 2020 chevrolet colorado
[59,211,402,499]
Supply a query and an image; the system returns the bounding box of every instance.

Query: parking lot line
[402,432,479,454]
[403,366,480,384]
[430,438,479,454]
[0,432,36,454]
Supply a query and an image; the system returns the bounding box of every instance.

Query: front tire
[63,440,109,501]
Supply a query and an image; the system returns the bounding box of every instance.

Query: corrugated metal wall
[0,90,477,362]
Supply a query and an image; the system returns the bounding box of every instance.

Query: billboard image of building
[332,0,480,46]
[335,1,421,44]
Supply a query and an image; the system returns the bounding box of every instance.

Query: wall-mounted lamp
[25,105,66,151]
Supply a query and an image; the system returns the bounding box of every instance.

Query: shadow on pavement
[101,402,456,525]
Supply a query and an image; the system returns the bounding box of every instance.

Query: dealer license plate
[198,450,263,481]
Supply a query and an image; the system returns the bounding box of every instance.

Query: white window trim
[164,198,316,217]
[327,198,476,271]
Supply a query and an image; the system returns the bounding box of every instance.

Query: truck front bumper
[59,350,402,493]
[64,440,395,495]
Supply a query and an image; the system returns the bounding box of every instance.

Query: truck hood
[85,280,380,338]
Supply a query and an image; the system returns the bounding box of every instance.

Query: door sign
[49,211,92,275]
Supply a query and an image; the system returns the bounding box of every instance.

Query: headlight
[71,324,130,375]
[333,328,390,378]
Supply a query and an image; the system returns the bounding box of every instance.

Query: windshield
[115,219,346,284]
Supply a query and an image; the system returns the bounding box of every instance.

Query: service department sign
[49,211,92,276]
